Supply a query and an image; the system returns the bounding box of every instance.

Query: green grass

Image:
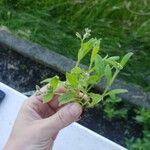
[0,0,150,90]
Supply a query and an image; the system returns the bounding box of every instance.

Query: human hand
[4,86,82,150]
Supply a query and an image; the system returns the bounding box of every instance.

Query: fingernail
[69,103,82,117]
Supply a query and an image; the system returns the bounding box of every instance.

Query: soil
[0,45,65,92]
[0,45,142,147]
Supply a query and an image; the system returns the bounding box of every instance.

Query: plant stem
[110,69,119,85]
[75,38,84,67]
[75,61,80,67]
[102,69,120,97]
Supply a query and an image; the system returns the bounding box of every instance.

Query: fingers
[23,96,56,119]
[42,103,82,135]
[48,86,66,109]
[34,84,66,110]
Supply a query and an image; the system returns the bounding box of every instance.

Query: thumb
[43,103,82,135]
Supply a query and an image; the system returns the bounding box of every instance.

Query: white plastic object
[0,82,127,150]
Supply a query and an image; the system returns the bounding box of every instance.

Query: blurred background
[0,0,150,90]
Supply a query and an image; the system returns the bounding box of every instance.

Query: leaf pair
[104,52,133,70]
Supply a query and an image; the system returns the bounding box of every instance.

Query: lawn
[0,0,150,91]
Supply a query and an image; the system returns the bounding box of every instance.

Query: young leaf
[105,65,112,86]
[88,93,102,107]
[59,92,77,105]
[120,52,133,67]
[105,59,122,70]
[106,89,128,96]
[66,73,78,88]
[106,96,122,103]
[71,67,83,75]
[78,38,96,63]
[42,76,59,103]
[90,39,100,64]
[43,87,53,103]
[79,72,90,88]
[87,75,100,85]
[40,78,51,84]
[40,76,59,87]
[50,76,59,90]
[95,54,105,76]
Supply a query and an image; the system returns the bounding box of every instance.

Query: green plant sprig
[37,28,133,109]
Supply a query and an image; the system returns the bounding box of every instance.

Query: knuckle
[57,111,67,125]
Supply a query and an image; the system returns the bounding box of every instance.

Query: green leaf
[90,39,100,64]
[40,78,51,84]
[69,67,84,87]
[59,92,77,105]
[87,75,99,85]
[71,67,83,74]
[79,72,90,88]
[104,104,127,120]
[106,89,128,96]
[105,59,122,69]
[106,96,122,103]
[40,76,59,89]
[50,76,59,89]
[120,52,133,67]
[104,105,116,120]
[108,56,120,61]
[78,38,96,62]
[43,87,53,103]
[88,93,102,107]
[135,116,144,123]
[42,76,59,103]
[105,65,112,85]
[87,55,104,85]
[66,73,78,88]
[95,54,104,75]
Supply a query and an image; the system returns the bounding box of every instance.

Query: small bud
[85,28,91,34]
[76,32,82,39]
[83,28,91,40]
[117,63,123,70]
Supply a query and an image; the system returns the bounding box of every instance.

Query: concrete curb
[0,30,149,109]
